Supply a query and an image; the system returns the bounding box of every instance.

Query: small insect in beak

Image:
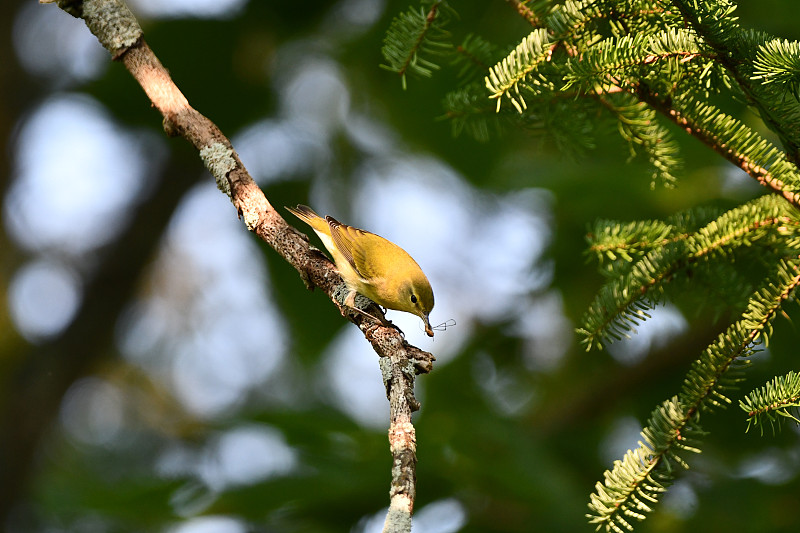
[423,315,434,337]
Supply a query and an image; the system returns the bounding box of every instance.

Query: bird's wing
[328,218,388,280]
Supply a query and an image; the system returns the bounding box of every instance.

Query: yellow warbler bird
[286,204,435,337]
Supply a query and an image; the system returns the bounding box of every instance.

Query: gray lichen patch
[200,143,236,198]
[82,0,142,53]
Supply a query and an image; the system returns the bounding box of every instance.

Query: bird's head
[399,272,435,337]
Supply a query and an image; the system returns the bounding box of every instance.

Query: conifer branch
[384,1,800,530]
[753,38,800,95]
[580,195,800,350]
[485,29,554,112]
[545,0,606,42]
[670,0,800,163]
[596,94,681,186]
[640,89,800,210]
[587,218,687,266]
[740,371,800,434]
[381,1,452,89]
[562,29,707,93]
[505,0,543,27]
[589,258,800,531]
[452,34,499,84]
[588,206,732,262]
[442,84,506,141]
[680,260,800,411]
[588,396,704,532]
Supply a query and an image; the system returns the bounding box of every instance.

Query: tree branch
[497,0,800,208]
[670,0,800,165]
[41,0,435,530]
[639,88,800,210]
[504,0,542,27]
[380,349,421,533]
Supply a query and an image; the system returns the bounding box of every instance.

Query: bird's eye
[410,294,418,304]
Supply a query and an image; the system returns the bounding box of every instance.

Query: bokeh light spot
[9,259,81,342]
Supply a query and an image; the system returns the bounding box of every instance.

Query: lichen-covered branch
[41,1,435,530]
[379,349,424,533]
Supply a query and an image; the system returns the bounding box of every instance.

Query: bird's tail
[285,205,330,235]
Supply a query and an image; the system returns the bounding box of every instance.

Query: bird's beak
[423,314,434,337]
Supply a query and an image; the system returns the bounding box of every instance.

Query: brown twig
[498,0,800,210]
[504,0,542,27]
[42,0,434,530]
[394,1,441,88]
[380,353,419,532]
[670,0,800,165]
[639,89,800,210]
